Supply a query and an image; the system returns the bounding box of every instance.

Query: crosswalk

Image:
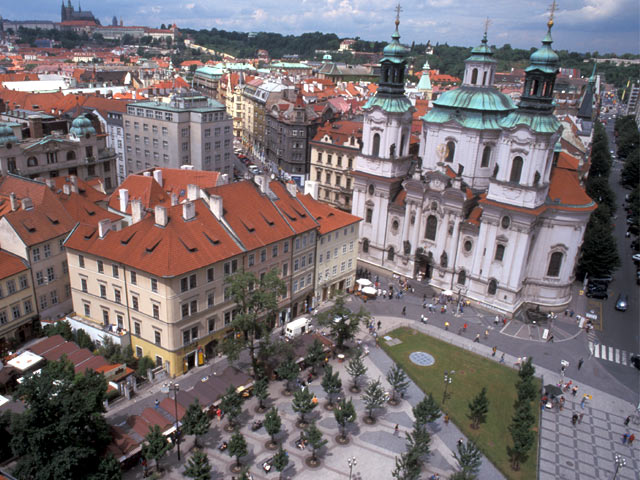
[588,341,636,367]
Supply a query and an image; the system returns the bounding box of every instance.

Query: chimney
[69,175,79,193]
[180,164,195,170]
[118,188,129,212]
[21,197,33,210]
[154,206,168,227]
[170,193,178,206]
[152,169,163,186]
[143,171,152,177]
[98,218,111,238]
[304,180,319,200]
[254,174,271,195]
[219,173,229,185]
[131,199,143,224]
[63,184,71,195]
[9,192,18,211]
[182,201,196,221]
[187,184,200,201]
[45,178,54,189]
[209,194,223,220]
[28,115,43,139]
[286,181,298,197]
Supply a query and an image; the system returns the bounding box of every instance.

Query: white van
[284,316,311,339]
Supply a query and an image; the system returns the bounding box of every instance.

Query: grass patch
[380,327,539,480]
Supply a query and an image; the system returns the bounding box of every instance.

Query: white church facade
[351,17,596,314]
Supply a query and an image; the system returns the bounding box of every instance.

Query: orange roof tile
[108,175,170,214]
[0,250,29,279]
[556,152,579,171]
[269,181,318,235]
[297,194,361,235]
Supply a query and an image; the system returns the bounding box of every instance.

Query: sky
[4,0,639,54]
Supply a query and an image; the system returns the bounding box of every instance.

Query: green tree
[391,450,421,480]
[334,397,357,441]
[219,385,244,430]
[386,364,410,403]
[272,446,290,479]
[578,206,621,277]
[0,410,12,462]
[276,356,299,394]
[412,393,441,427]
[183,449,212,480]
[88,454,122,480]
[515,358,536,406]
[621,146,639,188]
[42,319,73,340]
[507,401,536,470]
[253,376,270,412]
[453,440,482,479]
[303,422,327,463]
[321,364,342,407]
[362,378,386,422]
[292,387,317,425]
[224,270,286,375]
[405,423,431,466]
[346,349,367,392]
[75,328,96,350]
[264,407,282,446]
[136,355,155,377]
[182,399,211,448]
[316,294,370,350]
[142,425,171,472]
[586,175,616,213]
[467,387,489,429]
[304,339,325,376]
[228,431,248,468]
[10,358,111,480]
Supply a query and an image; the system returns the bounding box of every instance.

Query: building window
[0,311,6,325]
[112,265,119,278]
[362,238,369,253]
[32,248,41,262]
[130,271,137,285]
[425,215,438,241]
[83,302,89,316]
[488,279,497,295]
[547,252,563,277]
[481,146,491,168]
[151,278,158,292]
[510,156,524,183]
[388,247,395,261]
[43,244,51,258]
[81,278,88,292]
[365,208,373,223]
[154,331,161,345]
[282,263,288,277]
[153,304,160,319]
[494,244,505,262]
[181,274,197,292]
[102,309,109,325]
[372,133,380,157]
[272,245,278,257]
[132,295,139,311]
[283,241,289,253]
[114,289,121,304]
[224,260,238,276]
[261,249,267,262]
[136,346,143,357]
[24,299,33,314]
[445,141,455,163]
[99,284,106,298]
[11,305,20,320]
[134,321,141,336]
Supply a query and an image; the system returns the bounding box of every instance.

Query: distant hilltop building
[60,0,100,24]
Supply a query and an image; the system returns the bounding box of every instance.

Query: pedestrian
[441,305,445,314]
[463,323,467,332]
[423,300,427,309]
[578,358,584,370]
[502,317,507,326]
[578,413,584,423]
[484,329,489,339]
[492,346,497,357]
[444,414,449,425]
[500,353,505,364]
[571,386,578,396]
[402,306,407,316]
[494,315,499,326]
[428,303,433,312]
[421,314,425,323]
[216,408,222,420]
[547,334,554,343]
[154,398,159,409]
[580,396,586,409]
[623,433,629,444]
[572,414,578,425]
[457,438,464,447]
[560,365,566,376]
[444,321,450,330]
[394,424,399,435]
[377,320,382,330]
[423,293,427,303]
[474,334,480,343]
[624,416,631,426]
[629,434,636,445]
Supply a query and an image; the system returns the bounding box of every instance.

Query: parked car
[589,275,612,284]
[615,294,628,311]
[630,354,640,371]
[585,289,608,299]
[587,282,607,292]
[633,254,640,263]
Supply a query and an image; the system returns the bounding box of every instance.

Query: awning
[356,278,372,286]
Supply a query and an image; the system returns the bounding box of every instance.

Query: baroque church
[351,15,596,314]
[60,0,100,24]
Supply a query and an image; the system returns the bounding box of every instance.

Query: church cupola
[377,7,410,97]
[462,22,497,87]
[518,9,560,113]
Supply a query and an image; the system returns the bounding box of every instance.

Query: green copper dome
[526,27,559,75]
[70,114,96,137]
[381,22,410,64]
[433,87,516,112]
[0,123,18,145]
[466,33,496,64]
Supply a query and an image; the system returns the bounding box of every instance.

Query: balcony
[66,314,131,347]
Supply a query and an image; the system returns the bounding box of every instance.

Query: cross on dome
[547,0,557,29]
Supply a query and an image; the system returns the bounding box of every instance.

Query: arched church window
[530,79,539,96]
[488,279,497,295]
[494,244,505,262]
[368,184,375,195]
[509,156,524,183]
[365,208,373,223]
[440,252,448,268]
[27,156,38,167]
[362,238,369,253]
[425,215,438,241]
[457,269,466,285]
[492,164,499,178]
[372,133,380,157]
[445,141,455,163]
[384,67,389,83]
[534,171,541,185]
[66,151,76,161]
[482,71,488,85]
[481,146,491,168]
[471,68,478,85]
[388,247,395,261]
[400,134,406,156]
[501,216,511,229]
[546,252,563,277]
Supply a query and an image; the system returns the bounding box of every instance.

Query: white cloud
[185,3,196,10]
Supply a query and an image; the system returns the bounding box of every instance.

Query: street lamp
[168,382,181,461]
[347,456,357,480]
[613,454,626,480]
[442,370,455,405]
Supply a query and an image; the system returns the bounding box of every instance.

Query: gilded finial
[395,3,402,30]
[548,0,557,29]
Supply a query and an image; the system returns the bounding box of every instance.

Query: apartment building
[0,250,37,355]
[219,73,246,140]
[193,66,224,99]
[123,94,233,176]
[0,114,118,190]
[309,120,362,211]
[241,80,287,162]
[298,193,361,304]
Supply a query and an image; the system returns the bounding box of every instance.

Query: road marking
[609,346,614,361]
[615,349,620,364]
[622,351,627,366]
[588,341,636,368]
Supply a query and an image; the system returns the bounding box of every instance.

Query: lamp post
[347,456,357,480]
[442,370,455,405]
[613,454,626,480]
[168,382,181,461]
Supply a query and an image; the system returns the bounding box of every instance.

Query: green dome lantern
[70,114,96,137]
[0,123,18,146]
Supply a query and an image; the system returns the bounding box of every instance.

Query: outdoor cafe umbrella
[361,286,377,296]
[356,278,373,287]
[544,384,562,397]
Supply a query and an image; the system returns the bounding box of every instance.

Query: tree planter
[224,423,236,433]
[255,405,267,414]
[230,463,243,474]
[323,403,335,412]
[349,385,361,394]
[305,456,321,468]
[335,434,350,445]
[387,398,401,407]
[363,416,376,425]
[295,419,309,429]
[265,440,278,451]
[281,389,292,397]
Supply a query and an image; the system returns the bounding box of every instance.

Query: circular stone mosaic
[409,351,435,367]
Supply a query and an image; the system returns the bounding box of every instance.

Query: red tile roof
[556,152,579,171]
[28,334,66,355]
[0,250,29,279]
[66,200,244,278]
[108,175,169,214]
[297,193,361,235]
[269,181,318,235]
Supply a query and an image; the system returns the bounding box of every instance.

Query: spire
[589,62,597,83]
